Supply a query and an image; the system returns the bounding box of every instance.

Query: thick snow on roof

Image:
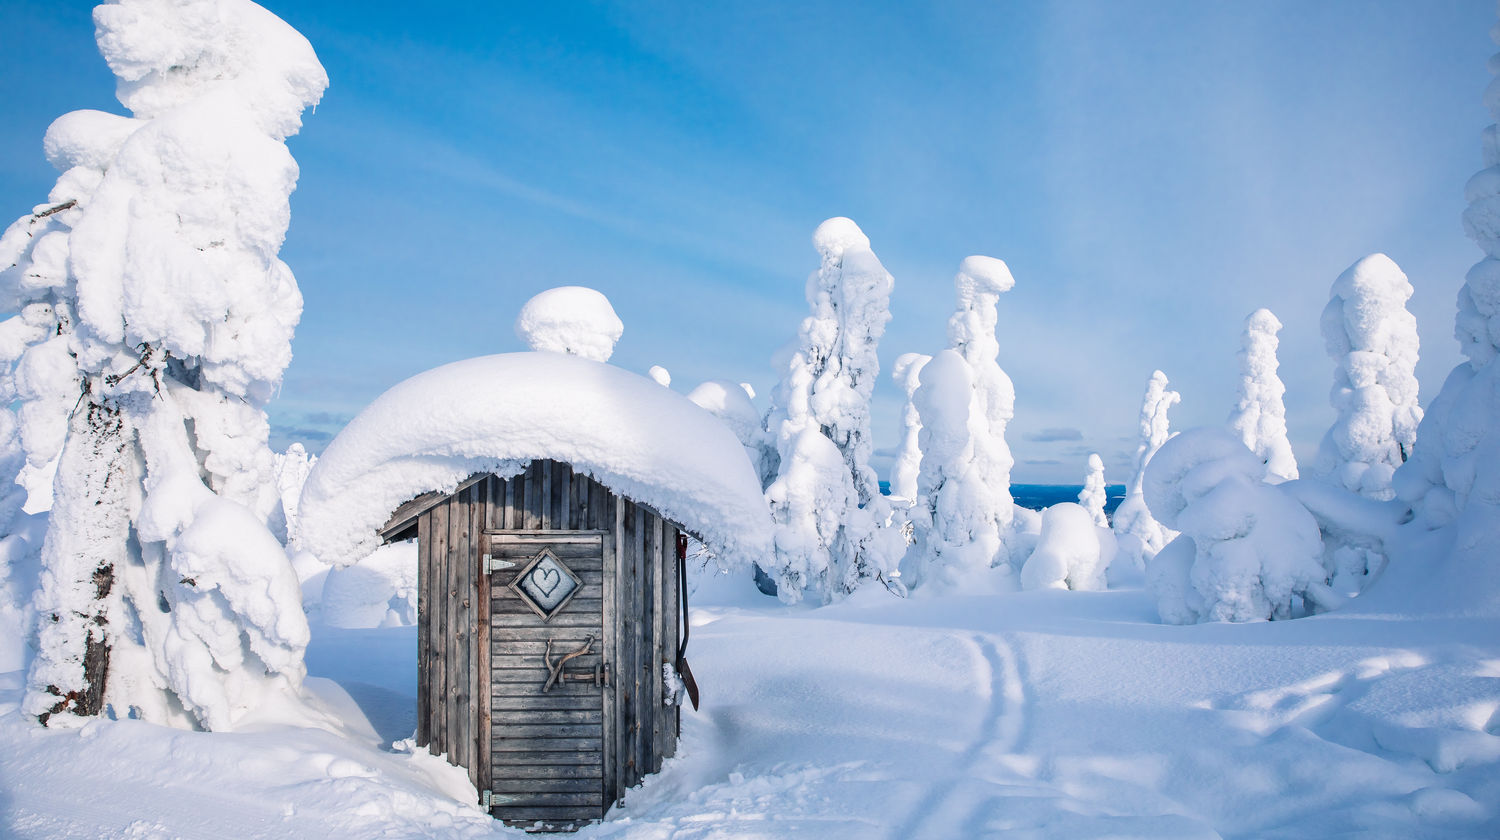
[514,286,623,362]
[298,352,773,569]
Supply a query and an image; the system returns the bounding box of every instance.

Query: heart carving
[533,566,562,598]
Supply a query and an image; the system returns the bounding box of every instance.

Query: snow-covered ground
[4,570,1496,839]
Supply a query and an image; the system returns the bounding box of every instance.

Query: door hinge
[482,553,516,574]
[481,789,517,808]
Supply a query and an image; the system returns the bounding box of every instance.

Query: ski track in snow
[887,634,1026,840]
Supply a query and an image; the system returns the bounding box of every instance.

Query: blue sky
[0,0,1493,483]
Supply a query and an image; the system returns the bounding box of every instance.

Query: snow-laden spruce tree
[18,0,326,729]
[1313,255,1421,500]
[762,218,903,602]
[1112,371,1180,570]
[888,352,931,502]
[1228,309,1298,483]
[1078,453,1108,528]
[900,256,1021,589]
[1145,428,1331,623]
[1390,18,1500,611]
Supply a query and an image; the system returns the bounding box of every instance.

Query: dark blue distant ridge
[877,481,1127,517]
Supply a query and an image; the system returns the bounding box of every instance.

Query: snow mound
[514,286,624,362]
[299,352,773,569]
[1020,502,1108,591]
[955,254,1015,298]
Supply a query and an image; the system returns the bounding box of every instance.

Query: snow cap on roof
[298,351,773,569]
[515,286,624,362]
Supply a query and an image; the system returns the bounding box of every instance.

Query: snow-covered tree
[762,218,902,602]
[272,442,316,546]
[1390,17,1500,611]
[1313,255,1421,500]
[899,257,1022,590]
[1078,453,1108,528]
[1112,371,1180,570]
[888,352,931,501]
[20,0,326,729]
[1145,428,1331,624]
[1228,308,1298,483]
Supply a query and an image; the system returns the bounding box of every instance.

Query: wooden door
[484,530,614,828]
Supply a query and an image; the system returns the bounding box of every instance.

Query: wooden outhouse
[380,460,690,830]
[294,348,773,831]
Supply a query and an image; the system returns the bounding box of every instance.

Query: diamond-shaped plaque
[509,548,583,621]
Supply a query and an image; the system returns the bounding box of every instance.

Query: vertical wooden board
[600,494,618,805]
[526,461,544,530]
[639,504,657,774]
[616,499,634,791]
[509,469,523,531]
[663,525,681,754]
[553,461,571,529]
[569,467,585,530]
[477,530,493,796]
[651,521,669,765]
[647,514,664,773]
[589,478,608,531]
[534,462,546,528]
[416,510,432,749]
[459,483,477,786]
[430,499,450,756]
[447,489,468,772]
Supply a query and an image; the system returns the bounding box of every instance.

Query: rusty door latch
[542,635,609,691]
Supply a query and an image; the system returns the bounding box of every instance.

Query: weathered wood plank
[493,806,602,821]
[416,510,431,749]
[554,461,571,530]
[486,531,608,542]
[447,489,467,773]
[430,499,450,757]
[491,708,603,724]
[531,462,549,528]
[649,514,665,774]
[477,483,493,793]
[490,777,603,794]
[491,639,603,656]
[601,492,619,806]
[487,543,605,561]
[491,750,604,767]
[490,764,603,779]
[494,723,602,739]
[636,498,654,780]
[492,598,604,617]
[493,736,602,752]
[490,791,603,807]
[539,459,553,530]
[490,693,601,711]
[488,612,603,631]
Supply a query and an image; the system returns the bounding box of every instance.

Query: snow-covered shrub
[514,286,624,362]
[648,365,671,387]
[1314,255,1421,500]
[1228,309,1298,483]
[688,379,775,488]
[761,218,902,602]
[319,540,417,629]
[19,0,326,729]
[1144,428,1330,624]
[1078,453,1108,528]
[901,257,1022,590]
[888,352,931,502]
[1112,371,1180,570]
[1019,503,1109,591]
